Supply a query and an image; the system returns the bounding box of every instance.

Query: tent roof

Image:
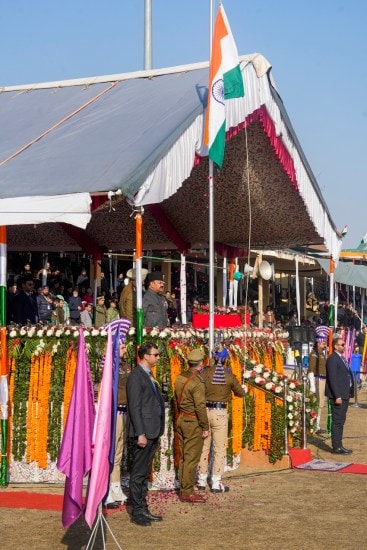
[1,55,341,258]
[318,258,367,289]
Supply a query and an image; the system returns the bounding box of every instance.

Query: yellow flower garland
[229,355,244,455]
[250,386,272,452]
[62,346,77,429]
[26,353,52,468]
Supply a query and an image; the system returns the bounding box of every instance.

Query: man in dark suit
[14,275,38,325]
[126,342,165,526]
[325,336,354,454]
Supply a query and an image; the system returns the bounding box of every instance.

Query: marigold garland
[5,325,314,472]
[228,355,244,455]
[250,387,272,452]
[26,353,52,468]
[62,346,77,429]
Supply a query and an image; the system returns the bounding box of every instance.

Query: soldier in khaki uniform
[307,325,329,433]
[197,347,246,493]
[175,348,209,503]
[104,344,130,508]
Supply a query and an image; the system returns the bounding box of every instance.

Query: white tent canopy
[1,54,340,256]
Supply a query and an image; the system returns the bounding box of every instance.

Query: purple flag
[57,328,96,529]
[104,318,131,469]
[84,327,113,528]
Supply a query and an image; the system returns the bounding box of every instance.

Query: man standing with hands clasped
[175,348,209,503]
[326,336,354,455]
[127,342,165,526]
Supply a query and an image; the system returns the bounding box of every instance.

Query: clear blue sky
[1,0,366,250]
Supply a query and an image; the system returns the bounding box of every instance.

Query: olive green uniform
[198,365,245,487]
[175,371,209,496]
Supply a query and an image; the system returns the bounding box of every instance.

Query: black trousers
[129,437,159,515]
[330,398,349,449]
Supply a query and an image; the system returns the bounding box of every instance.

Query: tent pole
[295,255,300,325]
[144,0,152,70]
[0,226,9,487]
[0,227,6,327]
[135,209,144,346]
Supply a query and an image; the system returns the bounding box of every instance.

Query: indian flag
[204,4,245,169]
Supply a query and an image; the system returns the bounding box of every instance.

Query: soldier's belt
[117,404,128,414]
[206,401,227,410]
[179,412,197,418]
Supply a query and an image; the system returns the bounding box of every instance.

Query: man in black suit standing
[325,336,353,455]
[127,342,165,526]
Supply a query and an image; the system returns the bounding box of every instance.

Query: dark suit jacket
[127,365,165,439]
[14,291,38,325]
[325,351,354,400]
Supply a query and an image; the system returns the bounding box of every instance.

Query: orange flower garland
[26,352,52,468]
[263,351,272,370]
[229,355,244,455]
[169,354,182,392]
[274,351,284,374]
[62,346,77,429]
[6,356,16,463]
[250,386,272,452]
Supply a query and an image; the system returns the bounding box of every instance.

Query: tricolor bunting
[204,4,244,169]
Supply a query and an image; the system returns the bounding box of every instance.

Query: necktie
[149,371,160,393]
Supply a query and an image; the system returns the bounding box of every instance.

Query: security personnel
[197,347,245,493]
[175,348,209,503]
[307,325,329,433]
[104,344,130,508]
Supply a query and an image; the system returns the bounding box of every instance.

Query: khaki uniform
[110,362,129,483]
[175,371,209,496]
[308,349,327,428]
[197,365,245,488]
[119,282,135,325]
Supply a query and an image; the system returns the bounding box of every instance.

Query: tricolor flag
[204,4,245,169]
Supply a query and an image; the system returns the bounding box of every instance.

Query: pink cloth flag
[84,326,113,528]
[56,328,96,529]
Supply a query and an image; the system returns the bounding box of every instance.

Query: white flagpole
[223,257,227,307]
[180,254,187,325]
[208,0,215,357]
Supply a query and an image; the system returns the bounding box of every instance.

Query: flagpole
[209,161,215,357]
[205,1,244,356]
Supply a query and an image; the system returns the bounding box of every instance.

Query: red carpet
[0,491,127,513]
[288,448,312,467]
[338,464,367,474]
[288,448,367,474]
[0,491,64,511]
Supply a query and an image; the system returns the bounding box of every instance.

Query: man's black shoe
[131,514,151,526]
[332,447,352,455]
[340,446,353,454]
[142,510,163,522]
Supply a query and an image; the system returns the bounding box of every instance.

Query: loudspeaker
[259,261,272,280]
